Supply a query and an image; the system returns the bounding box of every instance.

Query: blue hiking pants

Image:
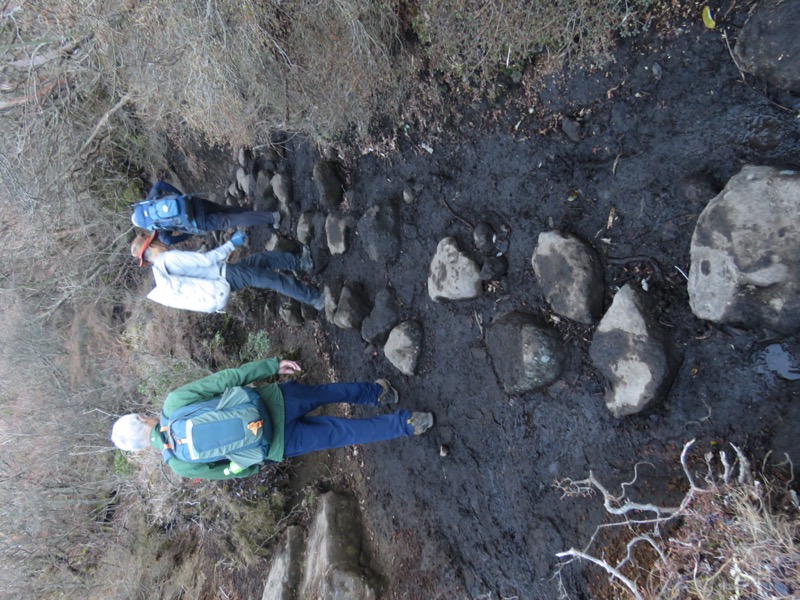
[195,198,279,231]
[225,252,320,307]
[279,380,413,458]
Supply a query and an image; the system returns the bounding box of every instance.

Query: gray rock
[236,167,251,197]
[590,285,680,417]
[428,236,483,302]
[562,117,582,142]
[325,213,357,255]
[278,300,303,327]
[734,0,800,94]
[297,212,315,245]
[299,493,377,600]
[270,173,291,206]
[264,235,300,253]
[333,284,371,330]
[403,188,415,204]
[486,312,568,394]
[313,160,344,210]
[361,287,400,345]
[480,255,508,281]
[357,203,401,262]
[261,526,303,600]
[322,281,342,322]
[473,221,496,254]
[688,165,800,334]
[255,171,273,201]
[532,231,604,324]
[384,320,423,376]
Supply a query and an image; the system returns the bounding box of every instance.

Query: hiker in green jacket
[111,358,434,480]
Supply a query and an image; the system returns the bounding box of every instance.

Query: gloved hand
[230,231,248,248]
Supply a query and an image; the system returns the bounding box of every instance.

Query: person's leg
[283,411,413,457]
[239,251,304,273]
[280,380,383,419]
[225,263,321,306]
[197,199,278,230]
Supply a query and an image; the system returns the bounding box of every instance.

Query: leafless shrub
[554,440,800,599]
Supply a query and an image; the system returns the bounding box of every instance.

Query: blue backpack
[159,387,270,469]
[131,194,201,233]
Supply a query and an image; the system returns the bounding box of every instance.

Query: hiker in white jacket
[130,231,323,313]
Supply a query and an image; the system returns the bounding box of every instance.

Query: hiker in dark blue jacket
[131,180,281,246]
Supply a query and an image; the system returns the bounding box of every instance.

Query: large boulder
[733,0,800,94]
[299,493,377,600]
[532,231,604,324]
[688,165,800,334]
[384,320,423,376]
[590,285,680,417]
[357,203,401,263]
[486,312,568,394]
[428,237,483,302]
[262,526,303,600]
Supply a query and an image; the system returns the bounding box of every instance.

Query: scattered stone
[734,0,800,94]
[480,255,508,281]
[264,235,299,253]
[299,493,377,600]
[532,231,604,324]
[261,526,303,600]
[236,167,251,197]
[322,281,342,322]
[255,171,272,201]
[688,165,800,335]
[361,287,400,345]
[486,312,568,394]
[278,301,303,327]
[384,320,423,376]
[325,213,357,255]
[473,221,496,254]
[333,284,371,330]
[313,160,344,210]
[439,445,450,457]
[590,284,681,417]
[270,173,291,206]
[562,117,582,142]
[227,182,240,199]
[358,203,401,263]
[428,236,483,302]
[403,187,415,204]
[296,212,314,245]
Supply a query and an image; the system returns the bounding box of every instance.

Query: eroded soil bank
[273,18,800,600]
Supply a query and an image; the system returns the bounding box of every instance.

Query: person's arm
[166,457,260,480]
[163,358,281,414]
[146,180,182,200]
[157,231,193,246]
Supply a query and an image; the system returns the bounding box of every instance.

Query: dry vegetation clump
[555,440,800,599]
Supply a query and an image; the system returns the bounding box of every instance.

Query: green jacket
[149,358,286,480]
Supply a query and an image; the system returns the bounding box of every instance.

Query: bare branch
[556,548,644,600]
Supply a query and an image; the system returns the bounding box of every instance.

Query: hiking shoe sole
[408,411,434,435]
[375,378,399,405]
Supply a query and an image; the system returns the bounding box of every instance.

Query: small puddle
[757,344,800,381]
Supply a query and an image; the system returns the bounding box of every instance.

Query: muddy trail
[175,16,800,600]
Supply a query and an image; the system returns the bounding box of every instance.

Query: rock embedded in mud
[532,231,603,324]
[313,160,344,210]
[278,300,303,327]
[428,236,483,302]
[325,213,357,255]
[486,312,567,394]
[262,525,303,600]
[590,285,681,417]
[270,173,291,206]
[473,221,496,254]
[333,284,371,330]
[688,165,800,335]
[296,212,314,245]
[733,0,800,94]
[384,320,423,376]
[357,202,401,263]
[480,255,508,281]
[361,287,400,346]
[296,493,378,600]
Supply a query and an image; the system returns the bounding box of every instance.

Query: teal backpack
[159,387,270,469]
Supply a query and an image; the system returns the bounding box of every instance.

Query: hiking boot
[297,245,314,272]
[309,292,324,311]
[375,379,399,405]
[407,412,434,435]
[271,211,281,230]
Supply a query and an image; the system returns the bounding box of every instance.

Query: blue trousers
[195,198,278,231]
[225,252,320,306]
[279,380,413,458]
